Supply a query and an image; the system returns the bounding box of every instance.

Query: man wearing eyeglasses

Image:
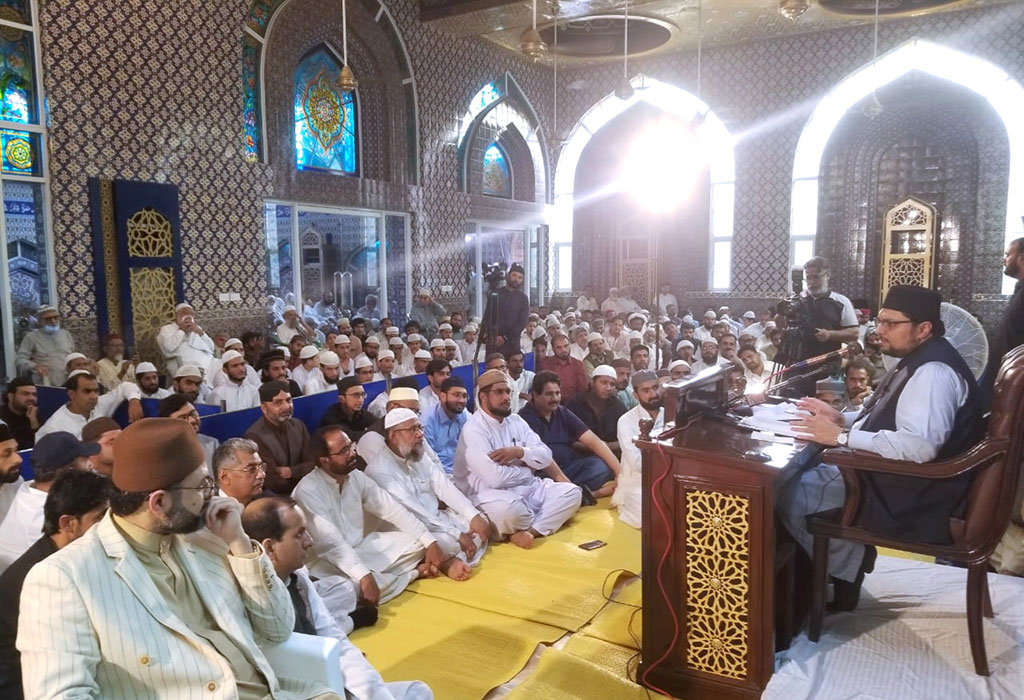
[320,376,374,441]
[785,285,979,611]
[796,256,860,360]
[158,393,221,471]
[245,381,315,495]
[214,438,269,507]
[17,418,343,700]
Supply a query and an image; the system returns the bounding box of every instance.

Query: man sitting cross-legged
[242,497,434,700]
[366,408,491,580]
[454,369,582,549]
[293,425,448,605]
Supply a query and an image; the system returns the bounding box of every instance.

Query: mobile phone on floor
[578,539,607,551]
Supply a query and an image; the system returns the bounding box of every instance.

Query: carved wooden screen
[880,197,937,300]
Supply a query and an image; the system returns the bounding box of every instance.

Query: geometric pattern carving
[619,261,651,302]
[126,208,174,258]
[129,267,176,372]
[884,256,927,288]
[685,489,750,680]
[881,196,935,298]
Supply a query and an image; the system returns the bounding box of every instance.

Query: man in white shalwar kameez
[293,425,447,605]
[366,408,491,577]
[243,498,434,700]
[453,369,582,549]
[155,302,216,376]
[613,370,665,529]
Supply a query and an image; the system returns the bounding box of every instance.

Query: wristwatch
[836,431,848,447]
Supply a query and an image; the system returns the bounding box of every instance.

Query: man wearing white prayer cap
[668,359,692,380]
[303,350,343,395]
[454,369,582,548]
[354,355,376,384]
[64,352,91,376]
[208,350,260,411]
[388,336,410,376]
[443,338,462,366]
[172,364,211,404]
[409,288,447,338]
[155,301,215,377]
[16,304,76,385]
[412,349,431,375]
[290,344,321,390]
[691,337,730,373]
[133,361,172,399]
[333,334,354,377]
[376,349,399,384]
[675,339,695,364]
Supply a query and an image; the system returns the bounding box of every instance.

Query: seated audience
[410,289,447,338]
[245,381,315,495]
[0,425,23,524]
[668,359,691,380]
[290,344,321,390]
[214,437,268,506]
[507,349,533,414]
[208,350,260,411]
[16,305,76,385]
[844,356,875,407]
[157,393,220,465]
[367,375,419,419]
[418,359,452,413]
[81,417,120,477]
[0,468,110,700]
[134,361,172,399]
[94,333,136,391]
[358,387,425,465]
[354,356,377,384]
[259,348,303,397]
[690,338,729,373]
[540,334,589,404]
[583,333,616,377]
[454,370,582,549]
[0,378,38,449]
[304,350,343,395]
[294,426,446,605]
[156,302,216,376]
[614,371,665,529]
[35,371,142,442]
[320,376,374,440]
[612,358,638,410]
[17,418,340,699]
[423,376,469,476]
[366,408,490,578]
[172,364,211,404]
[565,365,627,452]
[242,497,433,700]
[737,346,779,393]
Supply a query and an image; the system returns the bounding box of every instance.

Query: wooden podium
[636,414,802,700]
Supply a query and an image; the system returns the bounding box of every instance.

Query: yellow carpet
[349,592,563,700]
[579,576,643,651]
[504,645,653,700]
[407,501,642,632]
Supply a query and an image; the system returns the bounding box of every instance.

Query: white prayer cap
[221,350,244,365]
[553,310,563,318]
[682,315,694,324]
[658,315,669,323]
[385,326,400,335]
[592,365,616,380]
[279,347,291,358]
[64,352,87,363]
[743,310,756,319]
[36,304,57,315]
[389,337,404,346]
[389,387,419,403]
[334,334,351,345]
[364,336,380,346]
[701,337,719,347]
[439,323,452,331]
[703,310,716,318]
[429,338,445,349]
[384,407,418,429]
[414,349,431,360]
[319,351,340,366]
[418,288,432,296]
[443,339,457,348]
[566,306,576,312]
[587,332,603,344]
[354,356,374,369]
[67,369,92,380]
[580,321,591,331]
[532,327,548,340]
[175,364,203,379]
[338,317,351,326]
[174,302,194,312]
[377,349,395,360]
[282,304,297,313]
[609,286,619,293]
[135,362,158,375]
[464,323,478,332]
[669,360,691,372]
[298,345,319,361]
[628,312,645,323]
[407,333,424,343]
[225,337,243,349]
[764,321,777,329]
[545,315,559,326]
[676,340,694,350]
[471,316,481,324]
[719,306,730,313]
[528,313,540,320]
[627,330,642,340]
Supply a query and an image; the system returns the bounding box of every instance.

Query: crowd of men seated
[0,257,1020,697]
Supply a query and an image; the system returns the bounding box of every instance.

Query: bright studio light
[621,120,702,213]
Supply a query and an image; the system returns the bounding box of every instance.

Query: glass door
[465,222,527,319]
[296,209,383,319]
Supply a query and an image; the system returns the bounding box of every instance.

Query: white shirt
[199,433,219,470]
[509,370,534,415]
[576,295,599,313]
[276,323,302,344]
[207,380,260,412]
[365,446,480,543]
[303,369,339,395]
[614,404,665,527]
[0,476,24,528]
[693,325,715,343]
[366,391,389,419]
[290,364,316,390]
[140,386,173,400]
[293,467,436,583]
[418,386,441,415]
[604,331,631,360]
[743,360,780,392]
[453,410,553,498]
[155,322,215,376]
[690,356,732,374]
[210,362,260,389]
[458,338,479,364]
[95,358,135,391]
[35,381,141,442]
[0,480,47,573]
[654,292,678,315]
[570,344,588,362]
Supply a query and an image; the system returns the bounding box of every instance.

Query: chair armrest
[260,632,344,693]
[822,437,1009,479]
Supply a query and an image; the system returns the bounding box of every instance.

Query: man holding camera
[794,257,859,359]
[485,262,530,359]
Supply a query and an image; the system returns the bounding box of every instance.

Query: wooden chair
[806,344,1024,676]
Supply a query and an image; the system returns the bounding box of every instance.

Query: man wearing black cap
[258,348,303,398]
[0,424,24,526]
[0,431,98,573]
[787,285,979,610]
[16,418,341,699]
[320,376,374,440]
[245,381,315,494]
[486,262,530,358]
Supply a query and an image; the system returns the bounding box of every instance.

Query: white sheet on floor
[766,555,1024,700]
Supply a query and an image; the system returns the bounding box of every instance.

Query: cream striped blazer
[16,513,332,700]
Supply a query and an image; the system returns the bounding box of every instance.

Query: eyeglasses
[392,425,424,434]
[344,391,366,398]
[327,444,356,457]
[168,476,216,498]
[875,319,914,329]
[224,463,266,477]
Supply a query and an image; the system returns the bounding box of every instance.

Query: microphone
[784,345,853,372]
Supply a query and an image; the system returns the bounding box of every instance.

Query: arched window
[293,47,358,175]
[482,143,511,198]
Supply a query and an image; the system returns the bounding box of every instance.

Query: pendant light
[778,0,809,22]
[614,0,634,100]
[520,0,546,62]
[338,0,358,91]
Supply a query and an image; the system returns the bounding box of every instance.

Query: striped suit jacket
[16,513,333,700]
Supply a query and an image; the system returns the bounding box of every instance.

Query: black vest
[801,292,845,358]
[854,336,980,544]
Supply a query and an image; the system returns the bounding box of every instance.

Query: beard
[398,442,424,460]
[1005,260,1019,278]
[490,404,512,418]
[156,495,205,534]
[1,465,22,483]
[640,397,663,411]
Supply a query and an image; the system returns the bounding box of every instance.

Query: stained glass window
[294,47,357,175]
[242,34,262,163]
[0,128,36,175]
[482,143,511,198]
[0,22,37,125]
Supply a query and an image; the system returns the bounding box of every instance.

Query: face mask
[42,324,60,334]
[112,353,124,362]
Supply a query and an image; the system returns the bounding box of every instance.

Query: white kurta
[570,344,588,363]
[140,387,174,400]
[293,467,435,603]
[208,381,260,412]
[509,370,534,415]
[418,386,440,415]
[156,322,216,377]
[290,364,315,391]
[95,358,135,391]
[614,404,665,529]
[294,567,433,700]
[0,476,24,527]
[453,411,581,537]
[35,381,142,442]
[303,370,338,395]
[603,332,631,360]
[365,447,484,564]
[210,363,260,389]
[16,328,75,385]
[0,480,46,573]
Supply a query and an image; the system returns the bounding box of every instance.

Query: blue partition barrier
[35,386,67,424]
[18,449,33,481]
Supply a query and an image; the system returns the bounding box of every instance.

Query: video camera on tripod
[775,267,814,367]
